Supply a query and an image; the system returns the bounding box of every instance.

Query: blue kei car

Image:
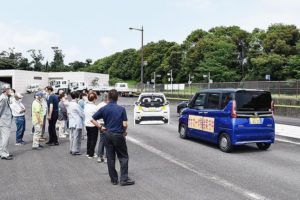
[178,89,275,152]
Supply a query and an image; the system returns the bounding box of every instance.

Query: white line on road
[127,136,269,200]
[276,138,300,145]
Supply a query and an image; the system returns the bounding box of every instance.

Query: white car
[134,93,170,125]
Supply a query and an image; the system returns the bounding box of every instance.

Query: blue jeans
[15,116,26,143]
[97,132,106,157]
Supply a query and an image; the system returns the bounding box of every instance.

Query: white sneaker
[97,157,103,163]
[59,134,67,138]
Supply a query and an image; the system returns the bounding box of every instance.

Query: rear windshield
[140,96,165,107]
[235,91,272,111]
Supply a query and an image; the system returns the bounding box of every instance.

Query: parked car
[177,101,189,115]
[178,89,275,152]
[134,93,170,124]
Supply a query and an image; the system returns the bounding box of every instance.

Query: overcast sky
[0,0,299,64]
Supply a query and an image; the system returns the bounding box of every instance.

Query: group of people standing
[0,84,134,186]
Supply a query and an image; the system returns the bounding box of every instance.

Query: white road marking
[276,124,300,139]
[276,138,300,145]
[127,136,269,200]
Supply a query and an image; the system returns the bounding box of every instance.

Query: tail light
[231,100,237,118]
[270,100,274,115]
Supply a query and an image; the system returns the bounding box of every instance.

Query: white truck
[88,84,113,95]
[50,80,87,94]
[50,80,69,94]
[69,81,87,93]
[115,82,135,97]
[26,83,40,93]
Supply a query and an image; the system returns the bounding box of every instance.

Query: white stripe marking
[276,138,300,145]
[127,136,269,200]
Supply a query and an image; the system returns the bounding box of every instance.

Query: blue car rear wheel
[256,143,271,150]
[219,133,233,153]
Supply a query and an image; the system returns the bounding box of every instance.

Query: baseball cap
[35,92,44,97]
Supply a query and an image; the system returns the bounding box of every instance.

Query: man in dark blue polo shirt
[46,86,59,145]
[91,89,135,186]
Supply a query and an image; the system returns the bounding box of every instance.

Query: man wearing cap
[0,84,13,160]
[32,92,44,150]
[10,93,26,145]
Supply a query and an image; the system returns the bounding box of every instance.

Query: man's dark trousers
[48,112,58,143]
[105,132,129,182]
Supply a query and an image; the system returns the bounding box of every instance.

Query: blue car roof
[199,88,269,93]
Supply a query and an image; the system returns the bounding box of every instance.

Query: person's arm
[33,103,43,126]
[36,111,43,126]
[20,103,26,113]
[123,121,128,136]
[76,104,84,119]
[122,108,128,136]
[48,104,53,119]
[91,108,105,130]
[47,96,53,119]
[0,98,5,117]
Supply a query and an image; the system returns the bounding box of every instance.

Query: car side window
[220,93,232,109]
[205,93,221,109]
[192,93,206,110]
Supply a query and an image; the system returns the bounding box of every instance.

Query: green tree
[50,49,65,71]
[27,49,44,71]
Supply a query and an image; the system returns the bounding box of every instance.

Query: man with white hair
[0,84,13,160]
[10,93,26,145]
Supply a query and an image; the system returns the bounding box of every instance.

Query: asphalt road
[0,94,299,200]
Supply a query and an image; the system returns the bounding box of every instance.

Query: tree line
[0,48,92,72]
[1,24,300,84]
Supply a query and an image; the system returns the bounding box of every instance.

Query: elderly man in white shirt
[10,93,26,145]
[0,84,13,160]
[67,91,84,155]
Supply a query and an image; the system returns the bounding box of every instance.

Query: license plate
[148,108,158,112]
[249,117,261,124]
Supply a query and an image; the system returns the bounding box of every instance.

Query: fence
[138,80,300,99]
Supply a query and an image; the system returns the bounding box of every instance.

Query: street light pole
[154,71,156,92]
[129,26,144,91]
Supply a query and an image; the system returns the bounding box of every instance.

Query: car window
[235,91,272,111]
[140,95,165,107]
[220,93,232,109]
[205,93,220,109]
[191,93,206,109]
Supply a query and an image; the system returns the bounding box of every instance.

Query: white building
[0,70,109,94]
